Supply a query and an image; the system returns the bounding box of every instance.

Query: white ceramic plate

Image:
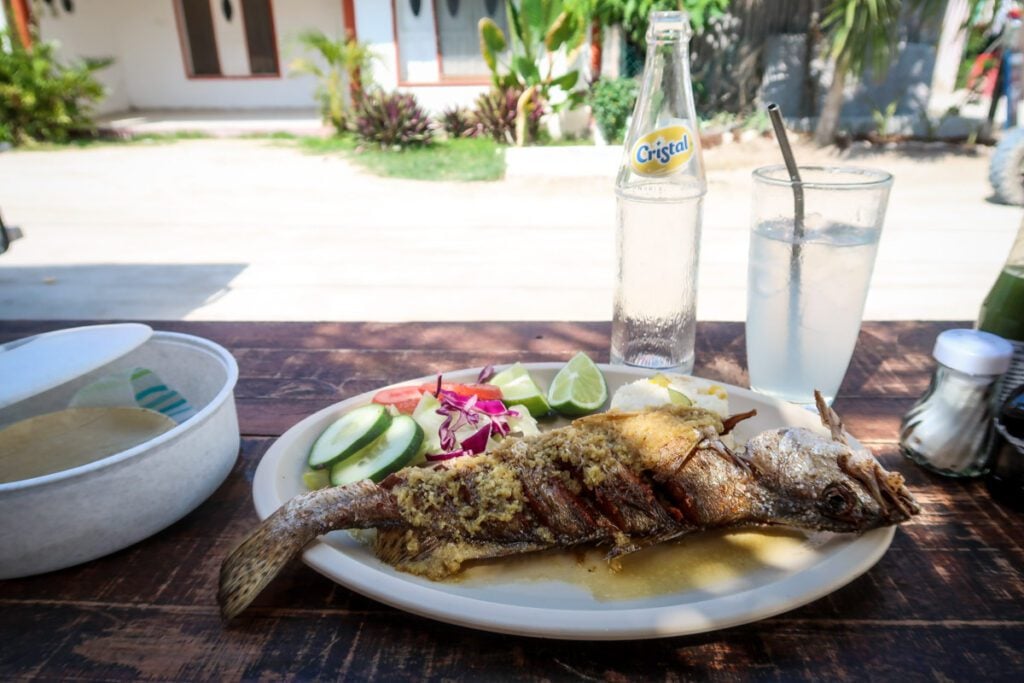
[252,364,895,640]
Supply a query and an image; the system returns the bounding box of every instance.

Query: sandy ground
[0,136,1019,322]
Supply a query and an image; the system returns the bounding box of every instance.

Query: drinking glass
[746,165,893,407]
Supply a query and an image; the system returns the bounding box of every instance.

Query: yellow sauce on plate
[454,528,821,600]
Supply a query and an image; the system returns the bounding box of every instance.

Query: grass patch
[12,129,506,181]
[535,133,595,147]
[12,130,212,151]
[240,131,300,140]
[132,130,212,141]
[296,135,505,181]
[297,135,360,154]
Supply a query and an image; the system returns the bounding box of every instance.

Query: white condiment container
[899,329,1013,477]
[0,324,239,578]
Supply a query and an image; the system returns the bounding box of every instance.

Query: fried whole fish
[219,394,918,619]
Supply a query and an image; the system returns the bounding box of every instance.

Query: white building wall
[35,0,131,113]
[38,0,346,112]
[35,0,526,115]
[393,0,439,82]
[210,1,252,77]
[354,0,489,112]
[354,0,399,90]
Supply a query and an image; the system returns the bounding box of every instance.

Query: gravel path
[0,137,1017,322]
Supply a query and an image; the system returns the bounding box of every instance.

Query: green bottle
[979,220,1024,403]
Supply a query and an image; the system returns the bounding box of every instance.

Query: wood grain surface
[1,320,1022,681]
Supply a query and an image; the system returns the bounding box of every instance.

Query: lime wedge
[498,375,551,417]
[489,363,530,385]
[489,363,551,417]
[547,352,608,416]
[667,387,693,406]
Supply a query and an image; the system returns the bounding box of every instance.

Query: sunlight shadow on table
[0,263,247,321]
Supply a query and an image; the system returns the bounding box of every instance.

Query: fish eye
[819,482,856,518]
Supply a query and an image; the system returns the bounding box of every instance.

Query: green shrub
[478,0,585,146]
[289,30,375,135]
[589,77,638,145]
[473,88,544,146]
[438,106,478,139]
[0,35,110,145]
[354,90,433,149]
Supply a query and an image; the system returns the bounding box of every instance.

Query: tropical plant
[589,76,637,143]
[478,0,587,145]
[569,0,727,91]
[603,0,728,48]
[290,30,375,134]
[438,106,479,139]
[812,0,943,145]
[871,98,900,138]
[473,87,546,145]
[0,32,110,145]
[354,89,433,149]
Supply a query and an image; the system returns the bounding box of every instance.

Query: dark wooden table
[1,320,1022,681]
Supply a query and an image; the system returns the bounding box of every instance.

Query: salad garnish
[427,376,523,461]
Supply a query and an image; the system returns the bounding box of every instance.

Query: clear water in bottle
[611,182,703,371]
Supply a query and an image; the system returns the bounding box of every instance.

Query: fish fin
[815,390,848,445]
[721,409,757,434]
[375,529,551,579]
[605,529,691,560]
[218,481,398,620]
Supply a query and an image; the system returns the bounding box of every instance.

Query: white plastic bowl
[0,331,239,579]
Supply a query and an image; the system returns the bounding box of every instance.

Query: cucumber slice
[330,415,423,486]
[308,404,392,470]
[302,469,330,490]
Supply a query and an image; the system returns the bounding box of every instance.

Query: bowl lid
[0,323,153,410]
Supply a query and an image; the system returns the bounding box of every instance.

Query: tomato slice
[371,386,425,414]
[372,382,504,415]
[419,382,504,401]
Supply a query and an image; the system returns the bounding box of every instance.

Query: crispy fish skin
[219,401,919,620]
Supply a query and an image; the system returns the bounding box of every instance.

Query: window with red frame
[394,0,508,83]
[435,0,508,79]
[177,0,279,78]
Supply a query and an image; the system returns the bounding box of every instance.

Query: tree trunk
[802,2,822,118]
[814,56,848,146]
[930,0,971,101]
[589,19,603,82]
[348,67,363,104]
[8,0,34,49]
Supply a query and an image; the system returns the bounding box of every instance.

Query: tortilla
[0,407,176,484]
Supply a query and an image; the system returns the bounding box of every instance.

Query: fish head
[743,427,920,532]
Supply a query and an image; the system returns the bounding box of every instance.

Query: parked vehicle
[990,127,1024,205]
[0,210,23,255]
[988,9,1024,205]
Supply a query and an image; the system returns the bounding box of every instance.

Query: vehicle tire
[989,127,1024,205]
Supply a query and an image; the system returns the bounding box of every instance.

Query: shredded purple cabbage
[477,364,496,383]
[424,384,520,462]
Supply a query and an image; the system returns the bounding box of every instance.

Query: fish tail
[218,480,398,620]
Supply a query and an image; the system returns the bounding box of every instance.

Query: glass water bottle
[611,10,707,372]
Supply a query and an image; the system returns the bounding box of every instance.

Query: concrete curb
[504,145,622,179]
[503,129,773,179]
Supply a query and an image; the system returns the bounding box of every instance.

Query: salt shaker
[900,329,1014,477]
